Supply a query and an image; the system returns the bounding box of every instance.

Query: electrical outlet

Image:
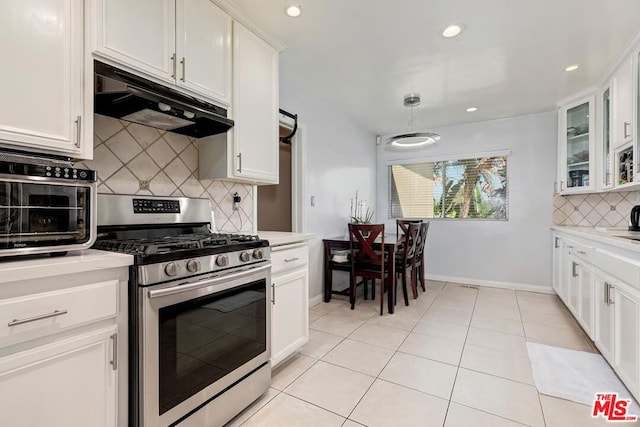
[139,180,150,190]
[310,196,316,206]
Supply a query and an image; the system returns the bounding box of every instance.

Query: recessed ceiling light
[466,107,478,112]
[442,24,464,38]
[565,64,579,72]
[284,5,302,17]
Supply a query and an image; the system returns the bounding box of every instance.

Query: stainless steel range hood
[94,61,233,138]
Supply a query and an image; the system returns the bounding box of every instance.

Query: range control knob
[239,251,251,262]
[253,249,264,260]
[186,259,201,273]
[165,262,180,277]
[216,255,229,267]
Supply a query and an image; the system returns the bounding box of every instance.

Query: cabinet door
[232,23,279,184]
[612,56,634,145]
[613,282,640,396]
[577,263,594,337]
[558,95,596,193]
[601,85,614,188]
[0,0,83,155]
[552,236,567,302]
[567,255,580,316]
[594,272,614,363]
[0,326,117,427]
[176,0,231,105]
[271,268,309,367]
[94,0,176,83]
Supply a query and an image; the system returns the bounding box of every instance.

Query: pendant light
[385,93,440,148]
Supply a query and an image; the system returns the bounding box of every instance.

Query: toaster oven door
[0,178,95,251]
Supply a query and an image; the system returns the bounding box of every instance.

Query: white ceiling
[233,0,640,135]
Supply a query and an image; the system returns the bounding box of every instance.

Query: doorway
[257,133,293,231]
[257,114,304,233]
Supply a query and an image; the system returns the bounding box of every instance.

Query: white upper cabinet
[176,0,231,105]
[232,23,279,183]
[199,22,279,184]
[0,0,90,158]
[558,93,596,194]
[612,56,634,146]
[93,0,176,83]
[93,0,231,107]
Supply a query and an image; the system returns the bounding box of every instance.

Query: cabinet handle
[567,245,574,249]
[180,57,186,82]
[607,283,614,305]
[572,261,578,278]
[284,257,300,262]
[271,283,275,305]
[624,122,631,139]
[560,181,565,191]
[170,53,176,78]
[237,153,242,173]
[75,116,82,148]
[604,281,609,304]
[7,309,68,327]
[110,333,118,371]
[578,250,587,255]
[554,237,560,249]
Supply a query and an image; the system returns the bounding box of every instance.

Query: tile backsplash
[553,191,640,228]
[75,114,253,233]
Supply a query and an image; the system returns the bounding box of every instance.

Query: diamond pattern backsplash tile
[553,191,640,228]
[76,114,253,233]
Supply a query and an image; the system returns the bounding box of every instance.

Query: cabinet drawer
[0,280,118,348]
[594,250,640,291]
[271,244,308,275]
[566,240,594,262]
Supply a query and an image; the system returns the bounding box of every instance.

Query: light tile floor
[227,281,624,427]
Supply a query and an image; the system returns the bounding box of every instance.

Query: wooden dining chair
[395,222,420,305]
[413,222,430,293]
[396,219,422,240]
[348,223,389,315]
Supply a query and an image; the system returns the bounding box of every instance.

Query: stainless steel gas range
[94,194,271,427]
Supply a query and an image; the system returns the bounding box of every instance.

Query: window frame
[387,149,511,221]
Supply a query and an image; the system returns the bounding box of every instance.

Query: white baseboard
[308,294,323,307]
[427,274,556,294]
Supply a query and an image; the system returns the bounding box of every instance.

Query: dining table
[322,233,402,314]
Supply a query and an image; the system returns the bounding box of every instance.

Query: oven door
[141,263,271,427]
[0,176,95,254]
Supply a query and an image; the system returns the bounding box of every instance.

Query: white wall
[377,111,558,289]
[279,65,377,300]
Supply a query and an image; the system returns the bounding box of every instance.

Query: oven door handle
[147,264,271,299]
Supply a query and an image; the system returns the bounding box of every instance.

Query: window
[388,153,508,220]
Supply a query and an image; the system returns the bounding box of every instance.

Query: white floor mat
[526,342,640,414]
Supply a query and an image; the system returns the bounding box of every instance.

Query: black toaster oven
[0,158,97,256]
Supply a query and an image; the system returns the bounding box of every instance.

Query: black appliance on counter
[93,194,271,427]
[630,205,640,231]
[0,151,97,257]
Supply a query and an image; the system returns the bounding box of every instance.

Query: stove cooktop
[93,232,269,265]
[93,233,261,255]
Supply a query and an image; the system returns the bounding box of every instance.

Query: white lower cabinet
[553,230,640,401]
[0,255,130,427]
[594,271,614,363]
[0,326,117,427]
[552,236,567,301]
[613,282,640,396]
[270,243,309,367]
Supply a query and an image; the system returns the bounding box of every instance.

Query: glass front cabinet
[558,93,596,194]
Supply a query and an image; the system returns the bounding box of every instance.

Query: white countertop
[0,249,134,284]
[551,225,640,253]
[258,231,315,247]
